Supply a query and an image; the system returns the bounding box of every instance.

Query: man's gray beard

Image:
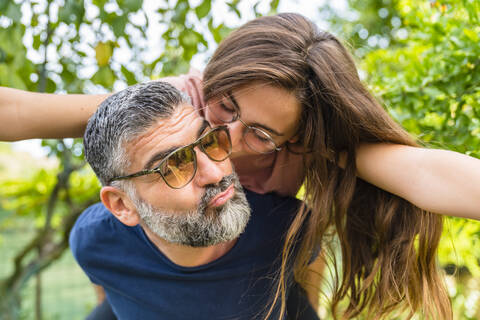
[128,173,251,247]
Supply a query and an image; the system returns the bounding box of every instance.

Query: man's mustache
[198,173,239,214]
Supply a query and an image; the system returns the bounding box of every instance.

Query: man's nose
[194,148,228,187]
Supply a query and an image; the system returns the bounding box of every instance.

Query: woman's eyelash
[220,102,235,112]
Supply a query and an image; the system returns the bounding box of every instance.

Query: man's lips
[208,184,234,207]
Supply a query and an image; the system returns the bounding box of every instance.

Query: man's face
[124,104,250,247]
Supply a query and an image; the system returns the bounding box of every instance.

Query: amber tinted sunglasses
[109,126,231,189]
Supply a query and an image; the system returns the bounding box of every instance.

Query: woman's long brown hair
[203,13,451,319]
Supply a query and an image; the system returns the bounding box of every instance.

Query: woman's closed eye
[252,131,271,142]
[220,101,236,113]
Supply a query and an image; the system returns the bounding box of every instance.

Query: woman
[2,13,479,319]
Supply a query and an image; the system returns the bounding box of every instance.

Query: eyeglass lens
[243,128,277,153]
[159,128,231,188]
[208,100,236,123]
[207,98,279,154]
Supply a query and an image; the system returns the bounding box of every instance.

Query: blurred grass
[0,222,96,320]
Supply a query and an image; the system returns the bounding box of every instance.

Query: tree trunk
[35,247,43,320]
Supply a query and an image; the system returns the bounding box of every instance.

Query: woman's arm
[356,143,480,220]
[0,87,110,141]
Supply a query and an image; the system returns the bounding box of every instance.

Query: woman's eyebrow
[143,120,210,170]
[228,93,284,137]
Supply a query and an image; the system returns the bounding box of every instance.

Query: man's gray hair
[84,81,190,186]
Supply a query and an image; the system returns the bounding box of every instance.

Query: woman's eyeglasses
[207,95,281,154]
[109,126,232,189]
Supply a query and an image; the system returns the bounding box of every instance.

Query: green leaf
[112,14,128,38]
[121,65,136,85]
[0,64,9,86]
[0,0,8,12]
[46,78,57,93]
[91,66,116,88]
[172,0,189,24]
[208,19,232,43]
[33,34,42,50]
[123,0,143,12]
[95,42,114,66]
[195,0,211,20]
[31,13,39,27]
[58,0,85,25]
[463,28,479,41]
[194,30,208,47]
[179,29,198,48]
[92,0,108,7]
[0,48,5,63]
[253,1,261,18]
[73,0,86,28]
[5,2,21,22]
[58,2,73,23]
[0,64,26,89]
[226,0,241,18]
[60,71,75,85]
[269,0,280,13]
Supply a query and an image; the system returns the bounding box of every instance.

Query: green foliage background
[0,0,479,319]
[333,0,480,318]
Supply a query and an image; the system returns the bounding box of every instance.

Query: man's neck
[142,225,237,267]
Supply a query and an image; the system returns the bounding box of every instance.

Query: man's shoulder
[74,202,114,228]
[69,202,129,263]
[69,202,148,287]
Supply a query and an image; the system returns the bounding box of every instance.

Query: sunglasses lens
[157,127,230,189]
[202,128,231,161]
[160,147,196,188]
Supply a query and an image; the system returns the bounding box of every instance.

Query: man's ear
[100,186,140,226]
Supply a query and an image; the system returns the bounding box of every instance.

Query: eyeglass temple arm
[109,168,159,183]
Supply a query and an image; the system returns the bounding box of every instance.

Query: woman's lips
[208,184,234,207]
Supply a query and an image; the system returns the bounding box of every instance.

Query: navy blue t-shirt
[70,190,315,320]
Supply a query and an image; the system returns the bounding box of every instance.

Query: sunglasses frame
[109,126,231,189]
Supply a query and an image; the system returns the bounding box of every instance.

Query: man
[70,81,317,319]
